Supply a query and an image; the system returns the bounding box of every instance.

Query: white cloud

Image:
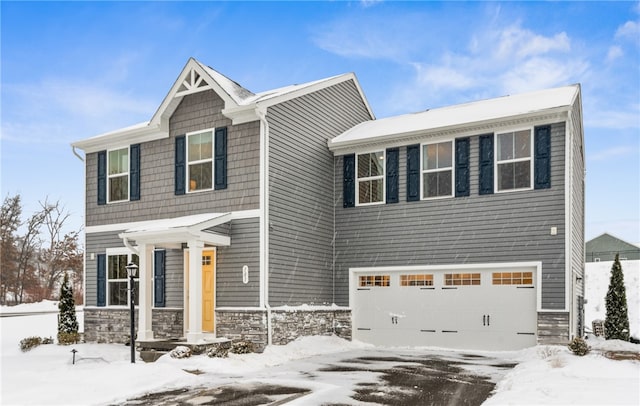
[495,25,570,60]
[615,20,640,41]
[311,12,433,60]
[588,145,638,161]
[607,45,624,62]
[0,80,155,144]
[500,56,589,94]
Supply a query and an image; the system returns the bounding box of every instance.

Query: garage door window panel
[492,271,533,285]
[359,275,390,287]
[400,274,433,286]
[444,273,481,286]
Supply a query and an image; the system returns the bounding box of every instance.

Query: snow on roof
[123,212,229,233]
[329,84,580,149]
[196,61,255,104]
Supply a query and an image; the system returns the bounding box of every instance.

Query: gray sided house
[586,233,640,262]
[72,58,585,352]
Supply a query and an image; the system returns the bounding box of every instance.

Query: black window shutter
[455,138,470,197]
[214,127,228,190]
[343,154,355,208]
[175,135,186,195]
[129,144,140,201]
[406,144,420,201]
[386,148,399,204]
[154,250,166,308]
[97,254,106,307]
[479,134,494,195]
[534,125,551,189]
[97,151,107,205]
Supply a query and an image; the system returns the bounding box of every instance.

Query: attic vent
[175,68,211,96]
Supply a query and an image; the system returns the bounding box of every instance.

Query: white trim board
[85,209,261,234]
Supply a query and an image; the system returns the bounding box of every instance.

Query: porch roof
[118,212,232,247]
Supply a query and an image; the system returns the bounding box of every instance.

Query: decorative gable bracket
[175,68,211,97]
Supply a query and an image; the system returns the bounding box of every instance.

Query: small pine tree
[604,254,630,341]
[57,272,79,344]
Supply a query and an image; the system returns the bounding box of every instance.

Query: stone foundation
[85,306,353,350]
[83,308,133,343]
[271,308,352,345]
[215,309,268,352]
[215,307,352,351]
[83,307,184,343]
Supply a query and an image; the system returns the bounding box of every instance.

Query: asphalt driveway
[121,349,516,405]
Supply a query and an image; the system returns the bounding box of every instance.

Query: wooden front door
[202,250,215,332]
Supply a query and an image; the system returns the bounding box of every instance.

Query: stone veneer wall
[83,308,183,343]
[215,309,268,352]
[215,308,352,352]
[271,309,352,345]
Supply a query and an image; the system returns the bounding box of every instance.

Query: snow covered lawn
[1,304,639,405]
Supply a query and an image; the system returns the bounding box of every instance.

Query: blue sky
[1,1,639,243]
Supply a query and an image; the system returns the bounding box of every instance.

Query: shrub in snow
[605,254,630,341]
[169,346,192,359]
[42,336,54,345]
[57,272,79,345]
[206,345,229,358]
[230,340,255,354]
[20,336,42,352]
[568,337,591,356]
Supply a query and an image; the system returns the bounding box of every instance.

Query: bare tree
[15,209,45,304]
[38,200,83,300]
[0,195,22,304]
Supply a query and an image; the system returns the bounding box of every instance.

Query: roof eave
[328,106,570,154]
[71,122,167,153]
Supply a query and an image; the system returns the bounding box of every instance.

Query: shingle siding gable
[85,90,260,227]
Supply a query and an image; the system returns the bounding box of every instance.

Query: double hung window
[108,147,129,202]
[357,151,384,205]
[187,129,213,192]
[496,130,532,191]
[422,141,453,198]
[107,252,139,306]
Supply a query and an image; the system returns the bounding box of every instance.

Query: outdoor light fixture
[125,262,138,363]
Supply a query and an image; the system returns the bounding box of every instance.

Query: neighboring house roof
[71,57,374,153]
[586,233,640,252]
[328,84,581,152]
[585,232,640,261]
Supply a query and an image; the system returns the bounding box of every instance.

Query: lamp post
[125,262,138,364]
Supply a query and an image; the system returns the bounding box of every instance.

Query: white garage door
[352,267,537,350]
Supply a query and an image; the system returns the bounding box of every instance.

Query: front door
[202,250,215,332]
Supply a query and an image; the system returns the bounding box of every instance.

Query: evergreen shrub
[605,254,630,341]
[568,337,590,356]
[230,340,255,354]
[20,336,42,352]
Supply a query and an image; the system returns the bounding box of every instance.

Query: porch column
[137,243,154,341]
[186,239,204,343]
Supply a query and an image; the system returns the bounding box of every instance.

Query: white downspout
[257,108,272,346]
[72,146,85,162]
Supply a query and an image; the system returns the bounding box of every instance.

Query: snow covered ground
[1,303,639,405]
[585,259,639,338]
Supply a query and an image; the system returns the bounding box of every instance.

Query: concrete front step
[137,337,233,362]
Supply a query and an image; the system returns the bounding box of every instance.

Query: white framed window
[496,129,533,192]
[106,249,138,307]
[107,147,129,202]
[356,151,385,205]
[421,141,453,199]
[187,128,214,192]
